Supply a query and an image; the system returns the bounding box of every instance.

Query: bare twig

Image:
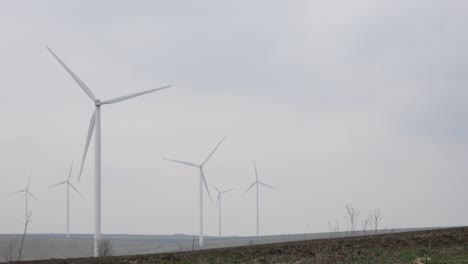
[344,204,360,237]
[328,220,340,238]
[3,242,14,263]
[18,211,32,262]
[362,214,371,236]
[371,208,383,235]
[98,239,113,257]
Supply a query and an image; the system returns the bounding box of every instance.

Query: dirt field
[19,227,468,263]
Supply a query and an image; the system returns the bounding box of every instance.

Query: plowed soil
[21,227,468,263]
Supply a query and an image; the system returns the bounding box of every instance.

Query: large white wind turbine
[242,161,276,237]
[209,181,234,237]
[49,161,84,238]
[164,136,226,247]
[46,47,171,257]
[11,174,38,230]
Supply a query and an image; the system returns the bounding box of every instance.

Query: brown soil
[21,227,468,263]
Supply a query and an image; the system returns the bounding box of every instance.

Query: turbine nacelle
[11,174,38,200]
[164,136,227,205]
[49,161,85,198]
[242,161,276,195]
[209,181,234,208]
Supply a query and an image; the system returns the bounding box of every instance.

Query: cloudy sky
[1,1,468,236]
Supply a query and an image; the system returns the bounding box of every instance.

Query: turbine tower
[49,161,84,238]
[11,174,38,231]
[242,161,276,237]
[210,181,234,237]
[164,136,226,247]
[46,47,171,257]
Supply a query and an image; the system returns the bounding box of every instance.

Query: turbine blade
[46,47,97,101]
[79,110,96,181]
[241,183,256,196]
[101,85,171,104]
[163,158,198,167]
[202,137,226,166]
[215,194,220,208]
[254,161,258,182]
[259,182,276,190]
[49,181,67,188]
[222,188,235,194]
[26,174,32,190]
[11,189,26,195]
[200,169,213,205]
[67,160,74,181]
[27,191,39,202]
[208,180,221,193]
[69,183,85,198]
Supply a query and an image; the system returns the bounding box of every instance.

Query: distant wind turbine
[49,161,84,238]
[209,181,234,237]
[11,174,38,231]
[164,136,226,247]
[46,47,171,257]
[242,161,276,237]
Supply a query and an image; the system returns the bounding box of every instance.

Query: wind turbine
[209,181,234,237]
[11,174,38,231]
[164,136,226,247]
[242,161,276,237]
[46,47,171,257]
[49,161,84,238]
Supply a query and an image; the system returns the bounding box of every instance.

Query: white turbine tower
[49,161,84,238]
[46,47,171,257]
[242,161,276,237]
[209,181,234,237]
[164,136,226,247]
[11,174,38,231]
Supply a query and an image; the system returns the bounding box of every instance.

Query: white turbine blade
[202,137,226,166]
[163,158,198,167]
[208,180,221,193]
[215,194,220,208]
[11,189,26,195]
[241,182,256,196]
[67,160,74,181]
[259,182,276,190]
[221,188,235,194]
[254,161,258,182]
[49,181,67,188]
[200,169,213,205]
[26,174,32,190]
[79,110,96,181]
[101,85,171,105]
[27,191,39,202]
[46,47,96,101]
[69,183,85,198]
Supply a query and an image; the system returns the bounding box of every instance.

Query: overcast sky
[1,1,468,236]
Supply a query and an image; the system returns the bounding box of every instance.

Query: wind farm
[1,1,467,263]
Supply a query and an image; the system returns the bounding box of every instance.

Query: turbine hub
[95,100,102,107]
